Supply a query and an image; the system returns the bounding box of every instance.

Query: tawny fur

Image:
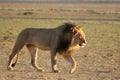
[7,23,87,73]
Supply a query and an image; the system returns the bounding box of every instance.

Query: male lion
[7,23,87,73]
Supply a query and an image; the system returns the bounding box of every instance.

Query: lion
[7,23,87,73]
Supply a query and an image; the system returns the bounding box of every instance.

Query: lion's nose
[84,40,87,44]
[82,39,87,44]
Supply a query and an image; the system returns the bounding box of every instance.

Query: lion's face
[72,26,87,48]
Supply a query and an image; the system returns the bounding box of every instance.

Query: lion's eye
[79,36,82,39]
[79,35,84,41]
[79,35,82,39]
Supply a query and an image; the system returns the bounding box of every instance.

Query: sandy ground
[0,40,120,80]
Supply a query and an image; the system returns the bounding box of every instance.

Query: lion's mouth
[79,40,87,48]
[79,43,86,48]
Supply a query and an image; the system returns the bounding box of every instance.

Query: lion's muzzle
[79,40,87,48]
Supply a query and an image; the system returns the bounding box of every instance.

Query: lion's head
[71,25,87,48]
[56,23,87,55]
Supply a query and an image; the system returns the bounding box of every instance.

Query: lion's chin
[81,45,85,48]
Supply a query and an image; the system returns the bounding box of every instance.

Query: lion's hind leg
[7,49,21,70]
[7,41,25,70]
[7,30,27,71]
[27,44,44,72]
[7,53,18,70]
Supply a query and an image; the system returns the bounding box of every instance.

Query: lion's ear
[72,27,78,35]
[73,30,77,35]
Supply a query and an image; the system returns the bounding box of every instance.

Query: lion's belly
[36,45,50,50]
[26,41,51,51]
[27,38,51,51]
[26,31,53,51]
[35,39,51,50]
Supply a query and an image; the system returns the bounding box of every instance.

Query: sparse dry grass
[0,3,120,20]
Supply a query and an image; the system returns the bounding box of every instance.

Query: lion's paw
[7,66,14,71]
[53,70,60,73]
[37,68,44,72]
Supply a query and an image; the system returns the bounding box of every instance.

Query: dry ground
[0,3,120,80]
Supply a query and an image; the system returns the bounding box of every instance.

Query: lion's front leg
[64,55,77,73]
[51,52,60,73]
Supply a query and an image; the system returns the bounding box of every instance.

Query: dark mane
[56,23,76,55]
